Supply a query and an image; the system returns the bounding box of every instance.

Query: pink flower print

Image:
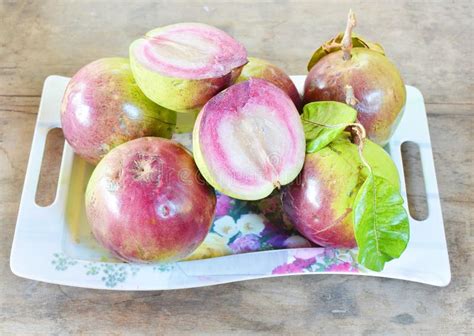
[271,257,316,275]
[229,234,261,253]
[326,262,358,273]
[215,194,233,217]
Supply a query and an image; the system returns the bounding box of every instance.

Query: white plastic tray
[10,75,451,289]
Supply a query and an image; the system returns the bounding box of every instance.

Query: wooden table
[1,1,472,334]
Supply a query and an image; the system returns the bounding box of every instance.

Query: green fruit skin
[129,47,243,113]
[304,49,406,146]
[282,133,400,248]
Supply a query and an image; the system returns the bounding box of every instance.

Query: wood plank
[0,0,473,334]
[0,1,472,104]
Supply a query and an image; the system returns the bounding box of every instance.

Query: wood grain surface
[1,1,473,335]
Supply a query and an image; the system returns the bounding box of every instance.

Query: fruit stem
[350,123,373,175]
[301,117,372,173]
[342,9,357,61]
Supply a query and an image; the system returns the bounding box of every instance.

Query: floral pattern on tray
[50,187,359,289]
[51,253,175,288]
[271,248,359,275]
[186,192,312,260]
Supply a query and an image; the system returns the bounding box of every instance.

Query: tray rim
[10,75,451,290]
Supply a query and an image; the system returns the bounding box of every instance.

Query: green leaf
[307,33,385,71]
[302,101,357,153]
[353,174,410,272]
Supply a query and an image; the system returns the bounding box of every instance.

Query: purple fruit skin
[61,57,174,164]
[303,49,406,145]
[85,137,216,263]
[237,57,302,110]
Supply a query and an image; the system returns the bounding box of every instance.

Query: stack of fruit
[61,11,409,271]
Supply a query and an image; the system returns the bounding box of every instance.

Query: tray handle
[387,87,440,224]
[19,76,70,209]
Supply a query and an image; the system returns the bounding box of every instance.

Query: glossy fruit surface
[61,57,175,164]
[236,57,302,110]
[85,137,216,263]
[304,49,406,145]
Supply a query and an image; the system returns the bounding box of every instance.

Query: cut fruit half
[193,78,305,200]
[132,22,247,79]
[129,23,248,113]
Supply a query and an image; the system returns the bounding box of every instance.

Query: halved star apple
[193,78,305,201]
[130,23,248,113]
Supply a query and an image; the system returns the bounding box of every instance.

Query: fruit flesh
[236,57,302,110]
[85,137,216,263]
[282,133,399,248]
[132,23,247,79]
[193,78,305,201]
[304,49,406,145]
[129,23,247,112]
[60,57,175,164]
